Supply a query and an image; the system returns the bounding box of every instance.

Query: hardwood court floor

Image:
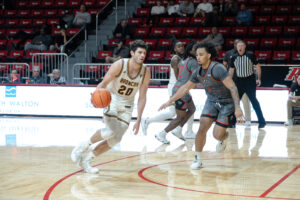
[0,117,299,200]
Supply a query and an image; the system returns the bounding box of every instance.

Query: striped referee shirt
[229,51,258,78]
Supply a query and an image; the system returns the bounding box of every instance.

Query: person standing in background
[285,75,300,126]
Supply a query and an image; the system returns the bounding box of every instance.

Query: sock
[195,152,201,160]
[148,110,176,123]
[85,151,95,161]
[160,130,167,137]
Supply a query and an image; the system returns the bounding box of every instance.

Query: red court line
[138,159,300,200]
[260,164,300,198]
[43,153,154,200]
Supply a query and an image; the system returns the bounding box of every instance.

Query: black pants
[234,74,266,125]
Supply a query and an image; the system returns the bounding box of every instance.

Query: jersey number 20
[118,85,133,96]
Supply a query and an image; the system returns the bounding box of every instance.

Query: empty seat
[260,38,277,50]
[149,27,165,39]
[255,16,271,26]
[158,17,174,27]
[182,27,197,38]
[133,27,150,39]
[174,17,190,27]
[291,51,300,64]
[157,39,172,50]
[255,50,272,63]
[260,5,275,15]
[288,16,300,26]
[144,39,157,50]
[272,51,290,64]
[135,8,151,18]
[248,26,264,38]
[231,27,248,38]
[244,38,259,51]
[198,27,211,38]
[0,50,8,62]
[167,27,182,38]
[277,38,295,50]
[147,51,165,63]
[190,17,205,27]
[95,50,112,63]
[271,16,288,25]
[276,5,291,14]
[265,26,282,37]
[7,50,24,62]
[283,26,299,37]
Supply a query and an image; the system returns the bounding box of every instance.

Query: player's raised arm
[96,59,123,89]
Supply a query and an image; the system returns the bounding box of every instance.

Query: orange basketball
[91,89,111,108]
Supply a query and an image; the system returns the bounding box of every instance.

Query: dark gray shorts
[172,86,192,111]
[201,99,235,127]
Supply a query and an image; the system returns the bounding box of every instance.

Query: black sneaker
[258,122,266,129]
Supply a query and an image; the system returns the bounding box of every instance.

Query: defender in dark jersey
[155,41,198,144]
[159,42,244,169]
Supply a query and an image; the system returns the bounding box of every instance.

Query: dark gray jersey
[190,61,233,103]
[175,57,198,88]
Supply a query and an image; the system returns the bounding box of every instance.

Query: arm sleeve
[290,82,297,93]
[211,64,229,81]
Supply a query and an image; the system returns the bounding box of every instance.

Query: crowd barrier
[0,63,30,83]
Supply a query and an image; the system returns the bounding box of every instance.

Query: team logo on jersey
[285,67,300,81]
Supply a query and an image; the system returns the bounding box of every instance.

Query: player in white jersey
[71,40,150,173]
[141,40,196,139]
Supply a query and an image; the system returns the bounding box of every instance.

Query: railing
[0,63,30,83]
[72,63,171,85]
[95,0,113,49]
[32,53,68,82]
[62,26,86,58]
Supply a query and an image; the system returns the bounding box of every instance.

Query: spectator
[151,0,165,16]
[236,3,252,26]
[28,67,47,84]
[24,26,53,51]
[50,28,68,52]
[4,70,23,83]
[210,7,222,27]
[49,69,66,85]
[105,39,130,63]
[113,19,130,40]
[229,40,266,129]
[194,0,213,17]
[178,0,194,17]
[202,27,224,51]
[224,0,238,16]
[166,0,179,16]
[285,75,300,126]
[214,0,226,15]
[59,9,74,29]
[72,4,91,28]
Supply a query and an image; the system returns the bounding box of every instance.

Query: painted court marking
[44,155,300,200]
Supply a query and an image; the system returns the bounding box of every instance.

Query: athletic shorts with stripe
[172,86,193,111]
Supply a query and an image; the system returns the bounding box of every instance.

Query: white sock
[85,151,95,161]
[195,152,201,160]
[160,130,167,137]
[186,114,194,132]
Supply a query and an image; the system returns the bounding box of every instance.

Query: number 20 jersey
[107,58,147,105]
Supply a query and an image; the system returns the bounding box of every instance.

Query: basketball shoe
[284,119,293,126]
[190,155,203,170]
[245,121,251,127]
[71,141,90,167]
[216,131,228,152]
[141,117,149,135]
[171,126,185,141]
[155,131,170,144]
[81,152,99,174]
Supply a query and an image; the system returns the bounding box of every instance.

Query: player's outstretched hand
[235,107,245,124]
[158,100,173,111]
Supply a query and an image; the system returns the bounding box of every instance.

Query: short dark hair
[194,42,218,59]
[130,39,148,52]
[183,40,196,59]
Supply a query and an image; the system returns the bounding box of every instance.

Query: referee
[229,40,266,129]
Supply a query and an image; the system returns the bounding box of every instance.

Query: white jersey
[168,55,179,96]
[107,58,147,105]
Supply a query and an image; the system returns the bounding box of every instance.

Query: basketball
[91,89,111,108]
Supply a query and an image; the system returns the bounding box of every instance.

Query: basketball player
[71,40,150,173]
[159,42,244,169]
[141,40,196,139]
[155,41,198,144]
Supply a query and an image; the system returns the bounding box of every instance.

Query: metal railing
[72,63,171,84]
[62,26,86,57]
[32,53,68,81]
[0,63,30,83]
[95,0,113,48]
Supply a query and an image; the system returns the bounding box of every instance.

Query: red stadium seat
[198,27,211,38]
[174,17,190,27]
[165,51,172,63]
[66,28,80,36]
[231,27,248,38]
[291,51,300,64]
[149,27,165,39]
[6,19,18,27]
[217,50,226,62]
[7,29,19,37]
[271,16,288,25]
[128,18,143,26]
[260,38,277,50]
[157,39,172,50]
[244,38,259,51]
[69,0,81,7]
[255,50,271,63]
[225,38,235,49]
[179,39,191,46]
[0,63,9,75]
[24,50,40,62]
[147,51,165,63]
[0,40,7,50]
[33,19,47,27]
[248,26,264,38]
[133,27,150,39]
[44,10,57,17]
[19,19,32,27]
[276,5,291,15]
[248,6,259,14]
[135,8,151,18]
[293,5,300,14]
[182,27,197,38]
[12,63,28,76]
[277,38,296,50]
[167,27,182,38]
[272,51,290,64]
[264,0,279,4]
[223,17,236,26]
[48,19,59,26]
[144,39,157,50]
[265,26,282,37]
[283,26,300,37]
[42,0,54,7]
[248,0,264,5]
[218,27,231,37]
[288,16,300,26]
[16,0,28,8]
[4,10,17,18]
[7,50,24,62]
[0,50,8,62]
[95,50,113,63]
[55,0,67,7]
[96,0,110,7]
[158,17,174,27]
[23,29,34,35]
[260,5,275,15]
[190,17,204,27]
[31,10,44,17]
[83,0,96,7]
[255,16,271,26]
[18,10,30,17]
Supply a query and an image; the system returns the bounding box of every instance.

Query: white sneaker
[155,132,170,144]
[216,131,228,152]
[245,121,251,127]
[284,119,293,126]
[71,142,90,165]
[141,117,149,135]
[184,131,196,139]
[82,155,99,174]
[171,127,185,141]
[190,156,203,170]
